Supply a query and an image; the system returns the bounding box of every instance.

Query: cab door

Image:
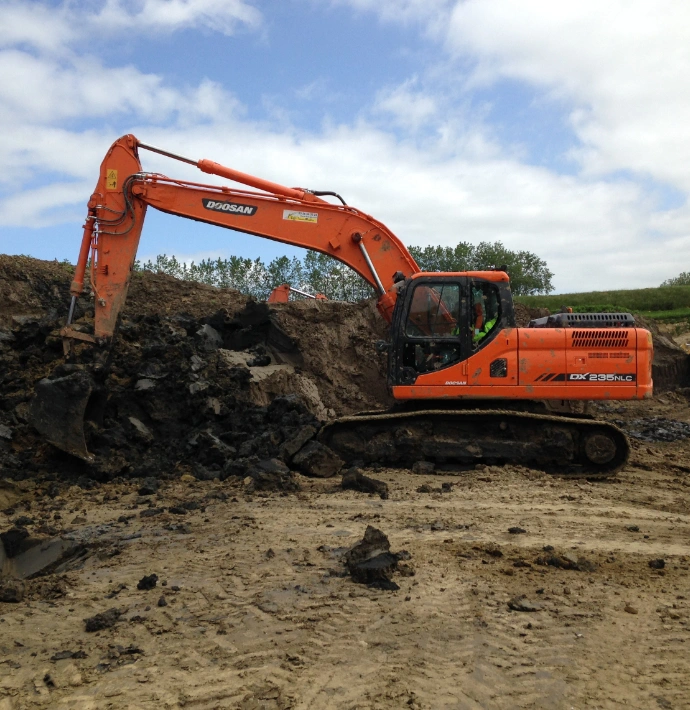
[463,277,518,387]
[388,277,470,386]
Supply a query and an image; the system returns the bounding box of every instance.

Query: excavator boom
[66,134,419,345]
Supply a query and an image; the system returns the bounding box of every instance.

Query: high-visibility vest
[473,316,497,343]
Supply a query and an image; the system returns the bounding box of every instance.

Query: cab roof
[410,271,510,283]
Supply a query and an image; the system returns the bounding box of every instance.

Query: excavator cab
[388,272,515,386]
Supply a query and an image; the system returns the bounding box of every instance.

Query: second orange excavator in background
[30,135,653,477]
[267,284,327,303]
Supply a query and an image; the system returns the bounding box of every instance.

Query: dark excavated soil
[1,255,689,493]
[619,416,690,442]
[0,256,391,487]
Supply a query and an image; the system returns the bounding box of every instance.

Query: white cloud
[0,1,246,191]
[0,50,211,124]
[446,0,690,193]
[91,0,262,35]
[0,0,261,54]
[327,0,453,27]
[0,47,242,196]
[374,79,438,131]
[0,1,76,53]
[0,180,93,228]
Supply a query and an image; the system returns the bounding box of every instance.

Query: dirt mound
[513,302,549,327]
[270,299,390,415]
[633,314,690,391]
[0,254,249,328]
[0,256,390,485]
[0,255,74,329]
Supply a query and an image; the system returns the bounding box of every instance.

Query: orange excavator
[29,135,653,477]
[267,284,327,303]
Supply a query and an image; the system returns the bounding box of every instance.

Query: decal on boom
[202,199,257,216]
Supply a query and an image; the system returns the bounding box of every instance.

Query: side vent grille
[571,330,630,349]
[490,358,508,378]
[588,351,631,359]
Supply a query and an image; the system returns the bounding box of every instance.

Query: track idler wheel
[582,431,618,466]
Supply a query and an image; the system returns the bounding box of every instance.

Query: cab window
[470,280,501,349]
[405,283,460,337]
[403,283,462,374]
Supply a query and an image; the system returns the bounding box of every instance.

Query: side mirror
[375,340,390,353]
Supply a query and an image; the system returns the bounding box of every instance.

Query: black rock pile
[0,302,320,485]
[619,417,690,443]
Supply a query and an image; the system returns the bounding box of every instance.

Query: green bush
[410,241,553,295]
[136,240,555,302]
[661,272,690,287]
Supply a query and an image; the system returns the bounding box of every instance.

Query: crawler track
[319,409,630,478]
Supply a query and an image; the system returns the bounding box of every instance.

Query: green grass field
[516,285,690,319]
[637,307,690,322]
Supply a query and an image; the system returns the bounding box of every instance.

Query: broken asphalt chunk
[84,608,121,632]
[136,574,158,590]
[281,425,317,460]
[195,323,222,351]
[137,477,159,496]
[508,596,542,612]
[50,650,87,661]
[0,579,26,603]
[341,467,389,499]
[344,525,409,591]
[0,526,30,557]
[293,441,343,478]
[535,552,597,572]
[246,458,300,492]
[139,508,164,518]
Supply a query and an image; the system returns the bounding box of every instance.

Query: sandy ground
[1,398,690,710]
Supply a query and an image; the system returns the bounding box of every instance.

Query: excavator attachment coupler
[29,370,97,462]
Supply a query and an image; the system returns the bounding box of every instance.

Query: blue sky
[1,0,690,292]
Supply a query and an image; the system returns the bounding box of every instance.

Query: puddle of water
[332,530,353,537]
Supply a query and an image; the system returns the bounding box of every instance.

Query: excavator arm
[66,134,419,344]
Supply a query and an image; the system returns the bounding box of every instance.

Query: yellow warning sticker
[105,169,118,190]
[283,209,318,224]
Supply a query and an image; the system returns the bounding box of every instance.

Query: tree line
[137,240,554,301]
[661,272,690,287]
